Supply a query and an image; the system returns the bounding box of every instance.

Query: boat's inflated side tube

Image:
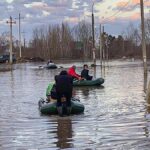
[39,98,84,115]
[73,78,104,86]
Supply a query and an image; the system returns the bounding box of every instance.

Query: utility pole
[92,2,96,66]
[15,13,24,58]
[102,26,106,76]
[105,33,109,66]
[102,26,105,62]
[6,16,16,64]
[99,24,103,76]
[140,0,147,75]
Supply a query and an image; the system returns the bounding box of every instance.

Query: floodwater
[0,60,150,150]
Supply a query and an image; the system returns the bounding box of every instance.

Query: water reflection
[143,126,149,138]
[144,72,148,93]
[147,98,150,114]
[75,86,104,97]
[10,70,15,98]
[146,80,150,114]
[93,66,96,78]
[80,87,90,96]
[145,78,150,138]
[55,118,73,149]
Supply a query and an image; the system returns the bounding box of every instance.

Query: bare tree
[145,18,150,44]
[73,21,92,59]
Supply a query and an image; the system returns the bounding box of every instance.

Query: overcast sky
[0,0,149,41]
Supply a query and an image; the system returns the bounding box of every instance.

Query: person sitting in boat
[68,65,81,80]
[55,70,73,116]
[46,83,57,102]
[81,64,93,80]
[47,59,53,65]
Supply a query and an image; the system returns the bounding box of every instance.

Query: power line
[101,0,131,23]
[101,0,148,24]
[102,4,140,24]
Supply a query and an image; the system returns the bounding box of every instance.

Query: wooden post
[99,24,103,77]
[102,26,105,76]
[102,26,105,65]
[92,2,96,66]
[19,13,22,58]
[10,16,13,64]
[105,34,109,66]
[140,0,147,75]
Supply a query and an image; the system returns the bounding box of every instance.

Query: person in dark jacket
[81,64,93,80]
[55,70,73,116]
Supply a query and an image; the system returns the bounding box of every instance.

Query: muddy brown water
[0,60,150,150]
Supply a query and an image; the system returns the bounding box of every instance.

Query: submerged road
[0,60,150,149]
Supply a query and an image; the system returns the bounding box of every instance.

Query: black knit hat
[60,70,67,75]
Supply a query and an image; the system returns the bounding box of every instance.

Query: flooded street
[0,60,150,150]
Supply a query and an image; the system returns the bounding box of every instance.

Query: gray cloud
[0,0,146,41]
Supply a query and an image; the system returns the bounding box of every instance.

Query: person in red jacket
[68,65,81,80]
